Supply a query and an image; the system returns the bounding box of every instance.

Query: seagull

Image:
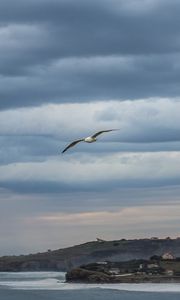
[62,129,118,153]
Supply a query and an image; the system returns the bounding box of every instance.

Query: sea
[0,272,180,300]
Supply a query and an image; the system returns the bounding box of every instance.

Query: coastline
[66,268,180,284]
[66,275,180,284]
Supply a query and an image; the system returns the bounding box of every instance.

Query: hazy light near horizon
[1,201,180,255]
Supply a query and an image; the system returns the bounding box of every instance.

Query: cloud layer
[0,0,180,254]
[1,0,180,109]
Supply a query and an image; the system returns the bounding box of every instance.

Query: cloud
[0,0,180,57]
[0,1,180,109]
[0,151,180,195]
[0,98,180,190]
[0,98,180,141]
[0,0,180,254]
[1,54,180,109]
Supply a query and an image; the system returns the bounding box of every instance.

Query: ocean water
[0,272,180,300]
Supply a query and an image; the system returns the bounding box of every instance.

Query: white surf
[0,272,180,293]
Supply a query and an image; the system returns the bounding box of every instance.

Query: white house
[162,252,175,260]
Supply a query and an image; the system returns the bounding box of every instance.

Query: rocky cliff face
[0,238,180,272]
[66,259,180,284]
[66,267,180,284]
[66,268,112,283]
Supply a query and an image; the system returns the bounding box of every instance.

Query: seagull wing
[62,139,84,153]
[91,129,119,138]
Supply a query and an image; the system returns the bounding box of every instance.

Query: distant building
[162,252,175,260]
[150,237,159,240]
[96,261,108,265]
[165,269,174,276]
[147,263,159,269]
[96,238,105,242]
[109,268,120,275]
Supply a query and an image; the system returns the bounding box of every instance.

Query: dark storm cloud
[0,53,180,110]
[0,0,180,56]
[0,0,180,109]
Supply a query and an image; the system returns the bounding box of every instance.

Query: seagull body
[84,136,97,143]
[62,129,118,153]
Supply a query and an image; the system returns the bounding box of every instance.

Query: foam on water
[0,272,180,292]
[0,272,65,289]
[0,271,65,279]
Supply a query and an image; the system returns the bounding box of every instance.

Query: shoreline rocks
[66,267,180,283]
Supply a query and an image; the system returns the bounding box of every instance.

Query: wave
[0,271,65,279]
[0,272,65,289]
[1,272,180,292]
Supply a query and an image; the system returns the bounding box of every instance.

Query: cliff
[66,267,180,283]
[0,237,180,272]
[66,258,180,283]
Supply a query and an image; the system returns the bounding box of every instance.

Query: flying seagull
[62,129,118,153]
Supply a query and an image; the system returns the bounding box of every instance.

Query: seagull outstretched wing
[91,129,118,138]
[62,139,84,153]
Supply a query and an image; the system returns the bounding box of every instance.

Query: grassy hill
[0,238,180,271]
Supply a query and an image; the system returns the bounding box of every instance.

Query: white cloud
[0,98,180,142]
[0,151,179,183]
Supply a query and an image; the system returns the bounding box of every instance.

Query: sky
[0,0,180,255]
